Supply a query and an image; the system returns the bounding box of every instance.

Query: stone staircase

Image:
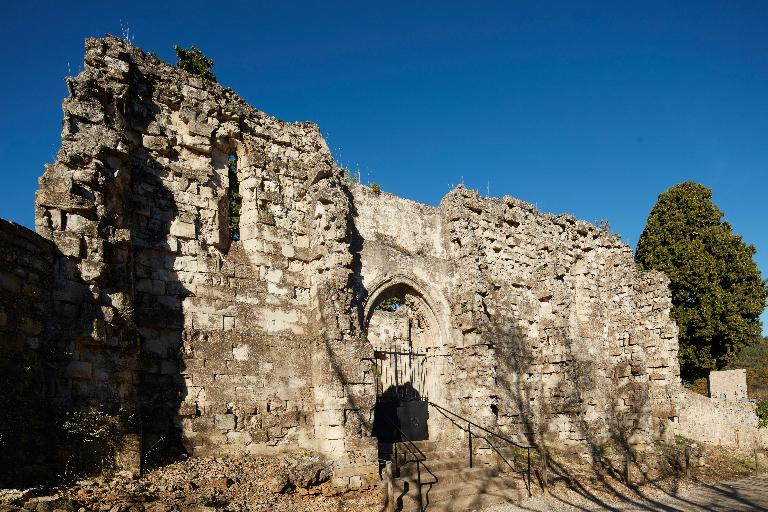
[384,440,529,512]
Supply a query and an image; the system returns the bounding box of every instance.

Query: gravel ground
[483,475,768,511]
[2,443,764,512]
[0,453,384,512]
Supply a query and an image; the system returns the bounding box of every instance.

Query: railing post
[394,443,399,478]
[417,461,423,512]
[542,448,548,493]
[468,423,473,468]
[527,448,531,497]
[624,448,630,486]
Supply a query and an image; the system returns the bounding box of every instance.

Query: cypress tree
[636,182,767,380]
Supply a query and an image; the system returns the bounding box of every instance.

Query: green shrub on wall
[757,400,768,428]
[60,406,120,480]
[174,44,216,82]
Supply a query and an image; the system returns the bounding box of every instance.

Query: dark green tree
[636,182,767,379]
[174,45,216,82]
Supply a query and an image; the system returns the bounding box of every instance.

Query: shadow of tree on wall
[0,224,58,487]
[315,266,765,512]
[463,320,746,512]
[122,62,189,469]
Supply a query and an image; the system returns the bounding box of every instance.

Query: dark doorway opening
[372,382,429,443]
[371,347,429,471]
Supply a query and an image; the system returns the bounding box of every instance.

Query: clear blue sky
[1,1,766,334]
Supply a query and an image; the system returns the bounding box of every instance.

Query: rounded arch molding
[362,273,451,347]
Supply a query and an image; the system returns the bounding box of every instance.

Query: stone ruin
[1,35,765,490]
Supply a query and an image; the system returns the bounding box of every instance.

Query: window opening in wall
[227,154,241,241]
[376,292,404,312]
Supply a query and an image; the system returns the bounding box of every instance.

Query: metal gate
[372,345,429,442]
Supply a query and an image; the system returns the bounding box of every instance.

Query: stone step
[391,473,525,511]
[398,465,522,487]
[419,486,527,512]
[393,450,465,465]
[395,456,504,474]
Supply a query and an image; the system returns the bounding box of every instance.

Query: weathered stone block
[66,361,93,380]
[170,219,196,239]
[214,414,236,430]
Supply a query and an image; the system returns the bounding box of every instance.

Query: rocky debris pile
[0,454,383,512]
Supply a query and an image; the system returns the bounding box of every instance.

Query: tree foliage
[636,182,767,379]
[376,296,402,312]
[757,399,768,428]
[728,337,768,401]
[174,44,216,82]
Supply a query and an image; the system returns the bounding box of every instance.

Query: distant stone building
[709,369,749,401]
[0,35,765,489]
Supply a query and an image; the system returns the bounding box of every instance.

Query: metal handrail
[384,417,437,512]
[484,434,517,473]
[429,401,533,449]
[428,401,533,497]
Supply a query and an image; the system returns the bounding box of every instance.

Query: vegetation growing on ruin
[174,44,216,82]
[60,406,120,479]
[342,168,360,184]
[228,155,241,241]
[755,400,768,428]
[636,182,768,380]
[370,182,381,195]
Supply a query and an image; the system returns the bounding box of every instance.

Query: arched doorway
[365,278,447,445]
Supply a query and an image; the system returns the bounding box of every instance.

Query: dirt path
[483,474,768,511]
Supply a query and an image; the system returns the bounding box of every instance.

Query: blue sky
[1,1,766,334]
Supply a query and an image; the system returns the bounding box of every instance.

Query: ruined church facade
[3,36,760,490]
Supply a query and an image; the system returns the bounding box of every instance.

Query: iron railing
[428,401,533,497]
[384,417,437,512]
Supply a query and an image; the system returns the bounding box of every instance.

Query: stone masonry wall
[0,220,56,486]
[34,36,376,488]
[351,185,682,452]
[675,389,768,449]
[440,188,681,450]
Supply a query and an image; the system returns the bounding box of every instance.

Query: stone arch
[363,273,450,346]
[364,274,452,439]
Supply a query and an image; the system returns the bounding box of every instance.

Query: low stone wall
[675,389,767,449]
[0,219,56,486]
